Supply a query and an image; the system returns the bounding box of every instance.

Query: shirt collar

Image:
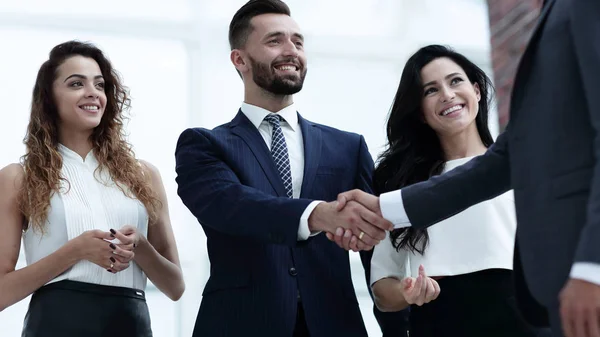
[58,143,97,166]
[241,102,299,132]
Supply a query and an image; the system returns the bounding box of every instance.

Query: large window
[0,0,191,20]
[0,1,494,336]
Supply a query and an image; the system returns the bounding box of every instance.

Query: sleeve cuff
[380,189,412,228]
[370,232,409,287]
[570,262,600,286]
[298,201,324,240]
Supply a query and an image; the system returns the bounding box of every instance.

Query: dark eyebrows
[264,31,283,41]
[422,72,462,88]
[63,74,104,83]
[263,31,304,42]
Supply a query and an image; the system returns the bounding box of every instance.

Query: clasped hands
[74,225,140,273]
[308,189,390,252]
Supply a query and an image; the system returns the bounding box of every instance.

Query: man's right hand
[308,200,393,251]
[336,189,382,215]
[323,189,390,251]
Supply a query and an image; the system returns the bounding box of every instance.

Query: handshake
[307,189,394,252]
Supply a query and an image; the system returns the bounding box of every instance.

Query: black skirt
[409,269,543,337]
[22,280,152,337]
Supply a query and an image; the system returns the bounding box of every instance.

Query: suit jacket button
[289,267,298,276]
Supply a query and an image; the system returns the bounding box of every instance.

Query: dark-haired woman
[369,45,538,337]
[0,41,184,336]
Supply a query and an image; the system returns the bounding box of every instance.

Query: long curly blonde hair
[19,41,160,232]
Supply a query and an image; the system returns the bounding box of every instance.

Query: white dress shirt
[371,157,516,285]
[241,102,320,240]
[379,157,600,286]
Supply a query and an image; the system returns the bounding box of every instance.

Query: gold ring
[110,263,114,269]
[359,232,365,240]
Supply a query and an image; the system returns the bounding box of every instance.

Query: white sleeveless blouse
[22,144,148,290]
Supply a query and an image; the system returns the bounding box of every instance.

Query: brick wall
[487,0,543,129]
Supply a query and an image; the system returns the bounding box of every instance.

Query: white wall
[0,1,493,336]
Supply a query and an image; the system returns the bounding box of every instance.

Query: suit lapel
[230,110,288,197]
[510,0,556,114]
[298,114,322,198]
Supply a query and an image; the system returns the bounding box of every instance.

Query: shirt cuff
[298,201,324,240]
[570,262,600,286]
[380,189,412,228]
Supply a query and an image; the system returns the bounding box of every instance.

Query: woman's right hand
[401,265,441,306]
[71,230,134,273]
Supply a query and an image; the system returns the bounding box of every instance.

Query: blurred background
[0,0,541,335]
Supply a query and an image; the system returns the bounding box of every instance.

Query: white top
[378,156,600,287]
[241,102,320,240]
[371,157,516,285]
[22,144,148,290]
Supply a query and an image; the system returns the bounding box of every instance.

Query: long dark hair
[374,45,495,254]
[19,40,160,232]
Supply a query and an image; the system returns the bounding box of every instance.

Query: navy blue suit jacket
[175,111,407,337]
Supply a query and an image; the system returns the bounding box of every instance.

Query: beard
[248,56,307,95]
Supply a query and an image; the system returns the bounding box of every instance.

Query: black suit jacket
[175,111,407,336]
[397,0,600,325]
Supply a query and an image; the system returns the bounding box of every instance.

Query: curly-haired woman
[0,41,184,337]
